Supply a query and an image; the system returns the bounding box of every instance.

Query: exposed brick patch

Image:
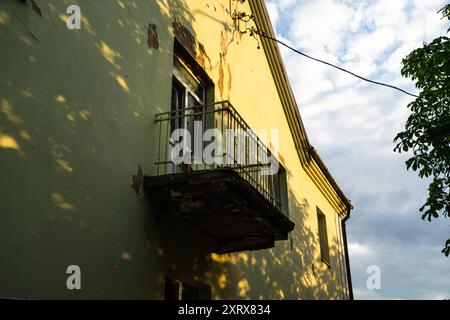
[197,42,211,71]
[172,17,195,56]
[172,17,212,74]
[147,23,159,49]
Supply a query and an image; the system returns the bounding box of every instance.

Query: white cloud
[276,0,297,10]
[266,1,280,27]
[289,0,353,54]
[348,242,373,256]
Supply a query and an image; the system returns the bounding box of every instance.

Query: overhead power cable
[255,31,419,99]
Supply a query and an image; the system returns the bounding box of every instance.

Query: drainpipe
[342,207,354,300]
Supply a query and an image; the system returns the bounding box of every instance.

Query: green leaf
[396,4,450,256]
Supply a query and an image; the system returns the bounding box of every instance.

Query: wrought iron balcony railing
[154,101,283,212]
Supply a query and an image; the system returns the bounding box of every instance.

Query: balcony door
[170,55,206,173]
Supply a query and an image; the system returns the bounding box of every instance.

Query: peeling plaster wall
[170,0,350,300]
[0,0,349,299]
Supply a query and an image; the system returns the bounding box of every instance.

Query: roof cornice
[249,0,353,216]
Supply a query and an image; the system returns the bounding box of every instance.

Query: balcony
[144,101,295,253]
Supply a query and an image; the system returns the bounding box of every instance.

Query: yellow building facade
[0,0,352,299]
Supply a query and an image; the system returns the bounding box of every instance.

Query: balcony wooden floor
[144,168,295,253]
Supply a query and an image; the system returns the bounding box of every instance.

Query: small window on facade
[181,283,200,300]
[164,278,209,300]
[317,208,331,266]
[164,278,181,300]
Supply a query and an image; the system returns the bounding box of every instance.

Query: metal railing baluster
[153,101,282,211]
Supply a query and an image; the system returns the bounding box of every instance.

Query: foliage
[394,4,450,256]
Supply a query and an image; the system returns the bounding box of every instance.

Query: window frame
[172,55,206,107]
[164,277,211,300]
[317,208,331,267]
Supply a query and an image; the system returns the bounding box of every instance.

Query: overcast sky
[266,0,450,299]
